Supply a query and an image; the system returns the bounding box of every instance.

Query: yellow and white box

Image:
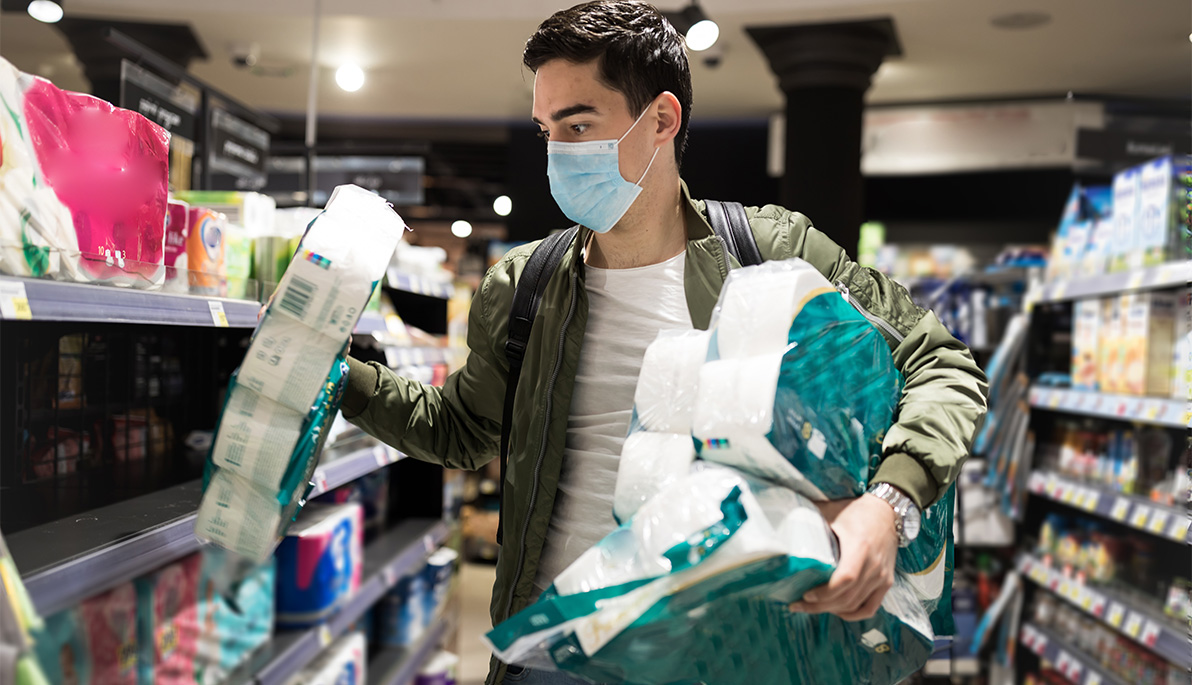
[1098,297,1123,395]
[1170,285,1192,401]
[1121,290,1176,397]
[1071,299,1100,391]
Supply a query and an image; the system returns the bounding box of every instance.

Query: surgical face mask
[546,106,660,234]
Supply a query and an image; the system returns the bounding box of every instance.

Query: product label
[0,280,32,320]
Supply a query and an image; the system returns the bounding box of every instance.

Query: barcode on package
[279,276,317,320]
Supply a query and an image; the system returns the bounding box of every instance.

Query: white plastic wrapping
[632,329,711,433]
[612,431,695,524]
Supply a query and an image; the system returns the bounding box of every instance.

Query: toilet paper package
[135,553,201,685]
[0,56,169,286]
[613,431,696,523]
[283,631,366,685]
[162,199,190,292]
[632,329,711,433]
[194,550,275,685]
[275,503,364,628]
[197,184,405,561]
[712,264,831,358]
[487,465,935,685]
[34,582,139,685]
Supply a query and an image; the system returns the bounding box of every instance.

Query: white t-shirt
[533,251,692,594]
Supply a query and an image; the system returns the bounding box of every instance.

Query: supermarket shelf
[1026,470,1190,544]
[0,276,262,327]
[14,436,403,617]
[367,610,453,685]
[1018,554,1190,669]
[384,346,452,369]
[386,270,454,300]
[1027,386,1191,429]
[1019,622,1127,685]
[1037,261,1192,303]
[249,518,450,685]
[355,311,388,336]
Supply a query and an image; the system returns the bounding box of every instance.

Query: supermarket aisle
[459,562,499,685]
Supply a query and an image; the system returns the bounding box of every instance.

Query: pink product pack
[137,553,201,685]
[163,199,190,289]
[78,582,139,685]
[0,57,168,285]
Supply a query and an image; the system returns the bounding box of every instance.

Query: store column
[747,20,900,257]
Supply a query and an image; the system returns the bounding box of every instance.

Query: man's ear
[652,91,683,148]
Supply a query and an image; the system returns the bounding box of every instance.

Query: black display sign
[212,156,424,206]
[1076,128,1190,168]
[119,61,198,141]
[208,107,270,183]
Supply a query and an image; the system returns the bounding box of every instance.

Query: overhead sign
[208,107,270,183]
[228,156,424,207]
[119,60,198,141]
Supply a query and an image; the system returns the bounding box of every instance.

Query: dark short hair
[523,1,693,167]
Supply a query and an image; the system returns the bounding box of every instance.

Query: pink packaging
[163,199,190,290]
[19,67,170,286]
[137,553,201,684]
[77,582,139,685]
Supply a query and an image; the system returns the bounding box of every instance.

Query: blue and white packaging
[1110,166,1140,273]
[275,503,364,629]
[283,631,366,685]
[421,548,458,620]
[376,569,428,647]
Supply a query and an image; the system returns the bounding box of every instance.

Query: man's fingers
[835,586,888,621]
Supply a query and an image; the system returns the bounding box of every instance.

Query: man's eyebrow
[531,103,599,125]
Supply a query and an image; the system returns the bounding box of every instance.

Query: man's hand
[789,494,898,621]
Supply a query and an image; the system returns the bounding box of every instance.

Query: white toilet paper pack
[613,432,696,524]
[197,185,405,561]
[632,329,711,434]
[713,263,834,359]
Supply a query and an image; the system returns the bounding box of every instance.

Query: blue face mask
[546,106,660,234]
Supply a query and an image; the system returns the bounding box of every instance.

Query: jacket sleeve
[757,206,990,508]
[338,264,511,471]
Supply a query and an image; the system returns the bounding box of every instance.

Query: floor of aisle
[458,562,499,685]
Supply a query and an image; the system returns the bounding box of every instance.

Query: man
[343,2,988,684]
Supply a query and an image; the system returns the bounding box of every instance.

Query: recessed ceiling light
[27,0,64,23]
[492,195,512,217]
[451,220,473,238]
[335,63,365,92]
[990,11,1052,30]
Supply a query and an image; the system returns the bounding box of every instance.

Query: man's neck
[586,179,687,269]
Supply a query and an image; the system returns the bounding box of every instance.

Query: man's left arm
[772,214,990,618]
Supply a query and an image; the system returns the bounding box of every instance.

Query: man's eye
[571,124,589,135]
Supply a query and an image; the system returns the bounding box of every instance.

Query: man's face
[531,58,657,187]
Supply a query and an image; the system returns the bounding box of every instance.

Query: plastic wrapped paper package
[196,185,405,561]
[612,431,696,524]
[487,465,935,685]
[161,199,190,292]
[134,553,201,684]
[631,329,711,434]
[194,549,275,685]
[34,582,139,685]
[283,631,366,685]
[0,57,169,285]
[275,504,364,629]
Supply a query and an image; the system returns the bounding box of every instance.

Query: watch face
[902,508,921,541]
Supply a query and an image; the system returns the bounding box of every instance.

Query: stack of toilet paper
[489,257,956,684]
[195,185,406,562]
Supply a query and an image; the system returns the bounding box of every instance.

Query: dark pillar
[747,19,900,258]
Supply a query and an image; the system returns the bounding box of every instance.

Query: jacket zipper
[836,281,905,343]
[502,268,580,624]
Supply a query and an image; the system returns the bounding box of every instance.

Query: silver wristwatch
[867,483,921,548]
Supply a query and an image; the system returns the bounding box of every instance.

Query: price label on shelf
[1115,401,1129,417]
[1049,392,1062,409]
[1130,506,1152,530]
[1049,574,1062,591]
[1143,402,1161,421]
[1080,590,1094,612]
[1085,671,1101,685]
[1035,633,1048,654]
[0,281,32,320]
[1127,271,1146,290]
[1066,659,1083,681]
[382,565,398,586]
[373,444,389,468]
[1147,509,1171,535]
[1123,612,1143,639]
[1168,516,1190,542]
[1061,486,1077,505]
[1056,651,1072,674]
[1083,490,1100,512]
[1140,620,1161,648]
[1073,489,1088,508]
[313,469,328,493]
[207,300,229,327]
[1089,592,1105,617]
[1045,474,1059,497]
[317,625,333,648]
[1110,498,1131,522]
[1106,603,1125,628]
[423,535,436,553]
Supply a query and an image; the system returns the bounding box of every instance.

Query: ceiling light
[493,195,512,217]
[335,63,365,92]
[676,2,719,52]
[27,0,63,23]
[990,11,1052,30]
[451,220,473,238]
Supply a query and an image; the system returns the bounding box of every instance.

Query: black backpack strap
[704,200,763,267]
[497,225,579,544]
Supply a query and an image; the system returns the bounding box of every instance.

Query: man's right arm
[339,266,510,471]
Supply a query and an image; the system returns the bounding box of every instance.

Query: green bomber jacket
[342,181,989,684]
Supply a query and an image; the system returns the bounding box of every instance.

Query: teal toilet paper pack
[195,185,406,562]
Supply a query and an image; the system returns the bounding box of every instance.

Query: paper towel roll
[237,311,345,413]
[712,261,835,359]
[194,469,283,562]
[633,330,710,434]
[211,386,308,491]
[613,432,696,524]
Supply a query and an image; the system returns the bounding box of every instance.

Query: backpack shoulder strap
[497,225,578,543]
[704,200,763,267]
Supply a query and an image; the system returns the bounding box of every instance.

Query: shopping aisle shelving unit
[366,609,455,685]
[1025,471,1190,543]
[1027,387,1190,429]
[1019,623,1128,685]
[1017,555,1190,669]
[1033,261,1192,304]
[231,519,450,685]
